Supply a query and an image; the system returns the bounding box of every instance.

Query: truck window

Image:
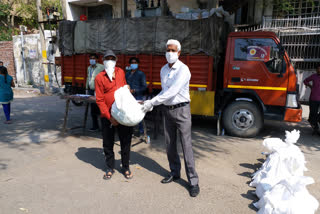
[234,38,285,74]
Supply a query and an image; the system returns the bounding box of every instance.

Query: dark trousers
[162,104,199,186]
[309,100,320,128]
[88,89,100,129]
[2,103,11,121]
[101,118,133,172]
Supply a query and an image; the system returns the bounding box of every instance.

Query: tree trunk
[10,15,14,28]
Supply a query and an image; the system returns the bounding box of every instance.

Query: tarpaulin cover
[58,21,76,56]
[59,15,229,57]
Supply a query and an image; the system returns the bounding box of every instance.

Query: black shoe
[89,127,99,132]
[161,175,180,184]
[189,185,200,197]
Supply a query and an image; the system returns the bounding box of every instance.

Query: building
[61,0,217,21]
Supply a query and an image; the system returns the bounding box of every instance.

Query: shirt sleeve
[304,74,314,86]
[95,75,111,119]
[151,66,190,106]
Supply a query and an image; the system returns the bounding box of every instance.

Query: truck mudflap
[284,107,302,122]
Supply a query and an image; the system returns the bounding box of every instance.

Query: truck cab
[220,31,302,137]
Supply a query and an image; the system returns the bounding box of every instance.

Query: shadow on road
[75,147,170,177]
[241,190,259,211]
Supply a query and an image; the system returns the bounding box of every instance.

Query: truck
[58,17,302,138]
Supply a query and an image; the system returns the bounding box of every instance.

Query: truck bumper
[284,107,302,122]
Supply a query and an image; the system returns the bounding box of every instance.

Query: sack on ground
[111,86,145,126]
[250,130,307,197]
[254,176,319,214]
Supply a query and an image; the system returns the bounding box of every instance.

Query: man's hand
[127,85,131,90]
[130,89,135,94]
[109,116,119,126]
[142,100,153,112]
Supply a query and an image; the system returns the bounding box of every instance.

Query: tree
[0,1,15,41]
[16,0,63,29]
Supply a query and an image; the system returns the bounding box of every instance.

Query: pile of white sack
[249,130,319,214]
[111,86,145,126]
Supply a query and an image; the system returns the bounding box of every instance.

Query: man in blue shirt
[125,57,147,136]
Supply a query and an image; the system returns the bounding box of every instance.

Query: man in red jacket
[95,50,133,180]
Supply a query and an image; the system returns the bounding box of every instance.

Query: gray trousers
[163,104,199,186]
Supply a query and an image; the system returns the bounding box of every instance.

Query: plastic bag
[111,86,145,126]
[250,130,307,197]
[255,176,319,214]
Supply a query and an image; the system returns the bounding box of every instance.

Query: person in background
[0,66,15,124]
[95,50,133,180]
[86,53,104,131]
[0,61,3,67]
[304,65,320,129]
[142,39,200,197]
[125,57,147,136]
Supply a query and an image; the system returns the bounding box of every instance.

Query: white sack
[111,86,145,126]
[255,176,319,214]
[250,130,307,197]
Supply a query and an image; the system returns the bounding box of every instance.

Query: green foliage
[0,2,12,18]
[16,0,63,29]
[273,0,295,15]
[0,27,19,41]
[0,2,13,41]
[273,0,316,17]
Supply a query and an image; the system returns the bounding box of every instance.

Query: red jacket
[95,67,127,119]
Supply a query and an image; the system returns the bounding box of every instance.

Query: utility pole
[121,0,128,18]
[36,0,50,94]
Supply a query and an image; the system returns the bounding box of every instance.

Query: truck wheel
[222,101,263,138]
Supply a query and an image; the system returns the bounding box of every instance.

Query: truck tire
[222,101,263,138]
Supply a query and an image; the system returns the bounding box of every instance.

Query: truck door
[227,38,288,106]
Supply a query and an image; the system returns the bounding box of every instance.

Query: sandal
[103,170,114,180]
[122,168,133,179]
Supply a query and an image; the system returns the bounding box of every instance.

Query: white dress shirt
[151,59,191,106]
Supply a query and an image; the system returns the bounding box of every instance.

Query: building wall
[65,0,200,20]
[12,31,61,88]
[0,41,16,82]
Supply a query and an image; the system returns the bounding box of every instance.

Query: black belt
[165,102,189,110]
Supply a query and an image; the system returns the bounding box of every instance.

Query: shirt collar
[167,59,182,70]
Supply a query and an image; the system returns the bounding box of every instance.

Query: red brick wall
[0,41,16,81]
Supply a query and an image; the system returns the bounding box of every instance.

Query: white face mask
[165,52,179,64]
[104,60,116,81]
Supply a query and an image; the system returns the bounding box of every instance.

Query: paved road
[0,96,319,214]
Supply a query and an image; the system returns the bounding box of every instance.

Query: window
[234,38,285,73]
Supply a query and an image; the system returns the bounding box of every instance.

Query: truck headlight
[286,94,298,108]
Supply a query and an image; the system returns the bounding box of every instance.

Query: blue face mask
[89,59,96,65]
[130,64,138,70]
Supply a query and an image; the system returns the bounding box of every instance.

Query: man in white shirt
[143,39,199,197]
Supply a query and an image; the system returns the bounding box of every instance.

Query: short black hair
[89,53,99,59]
[129,57,140,64]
